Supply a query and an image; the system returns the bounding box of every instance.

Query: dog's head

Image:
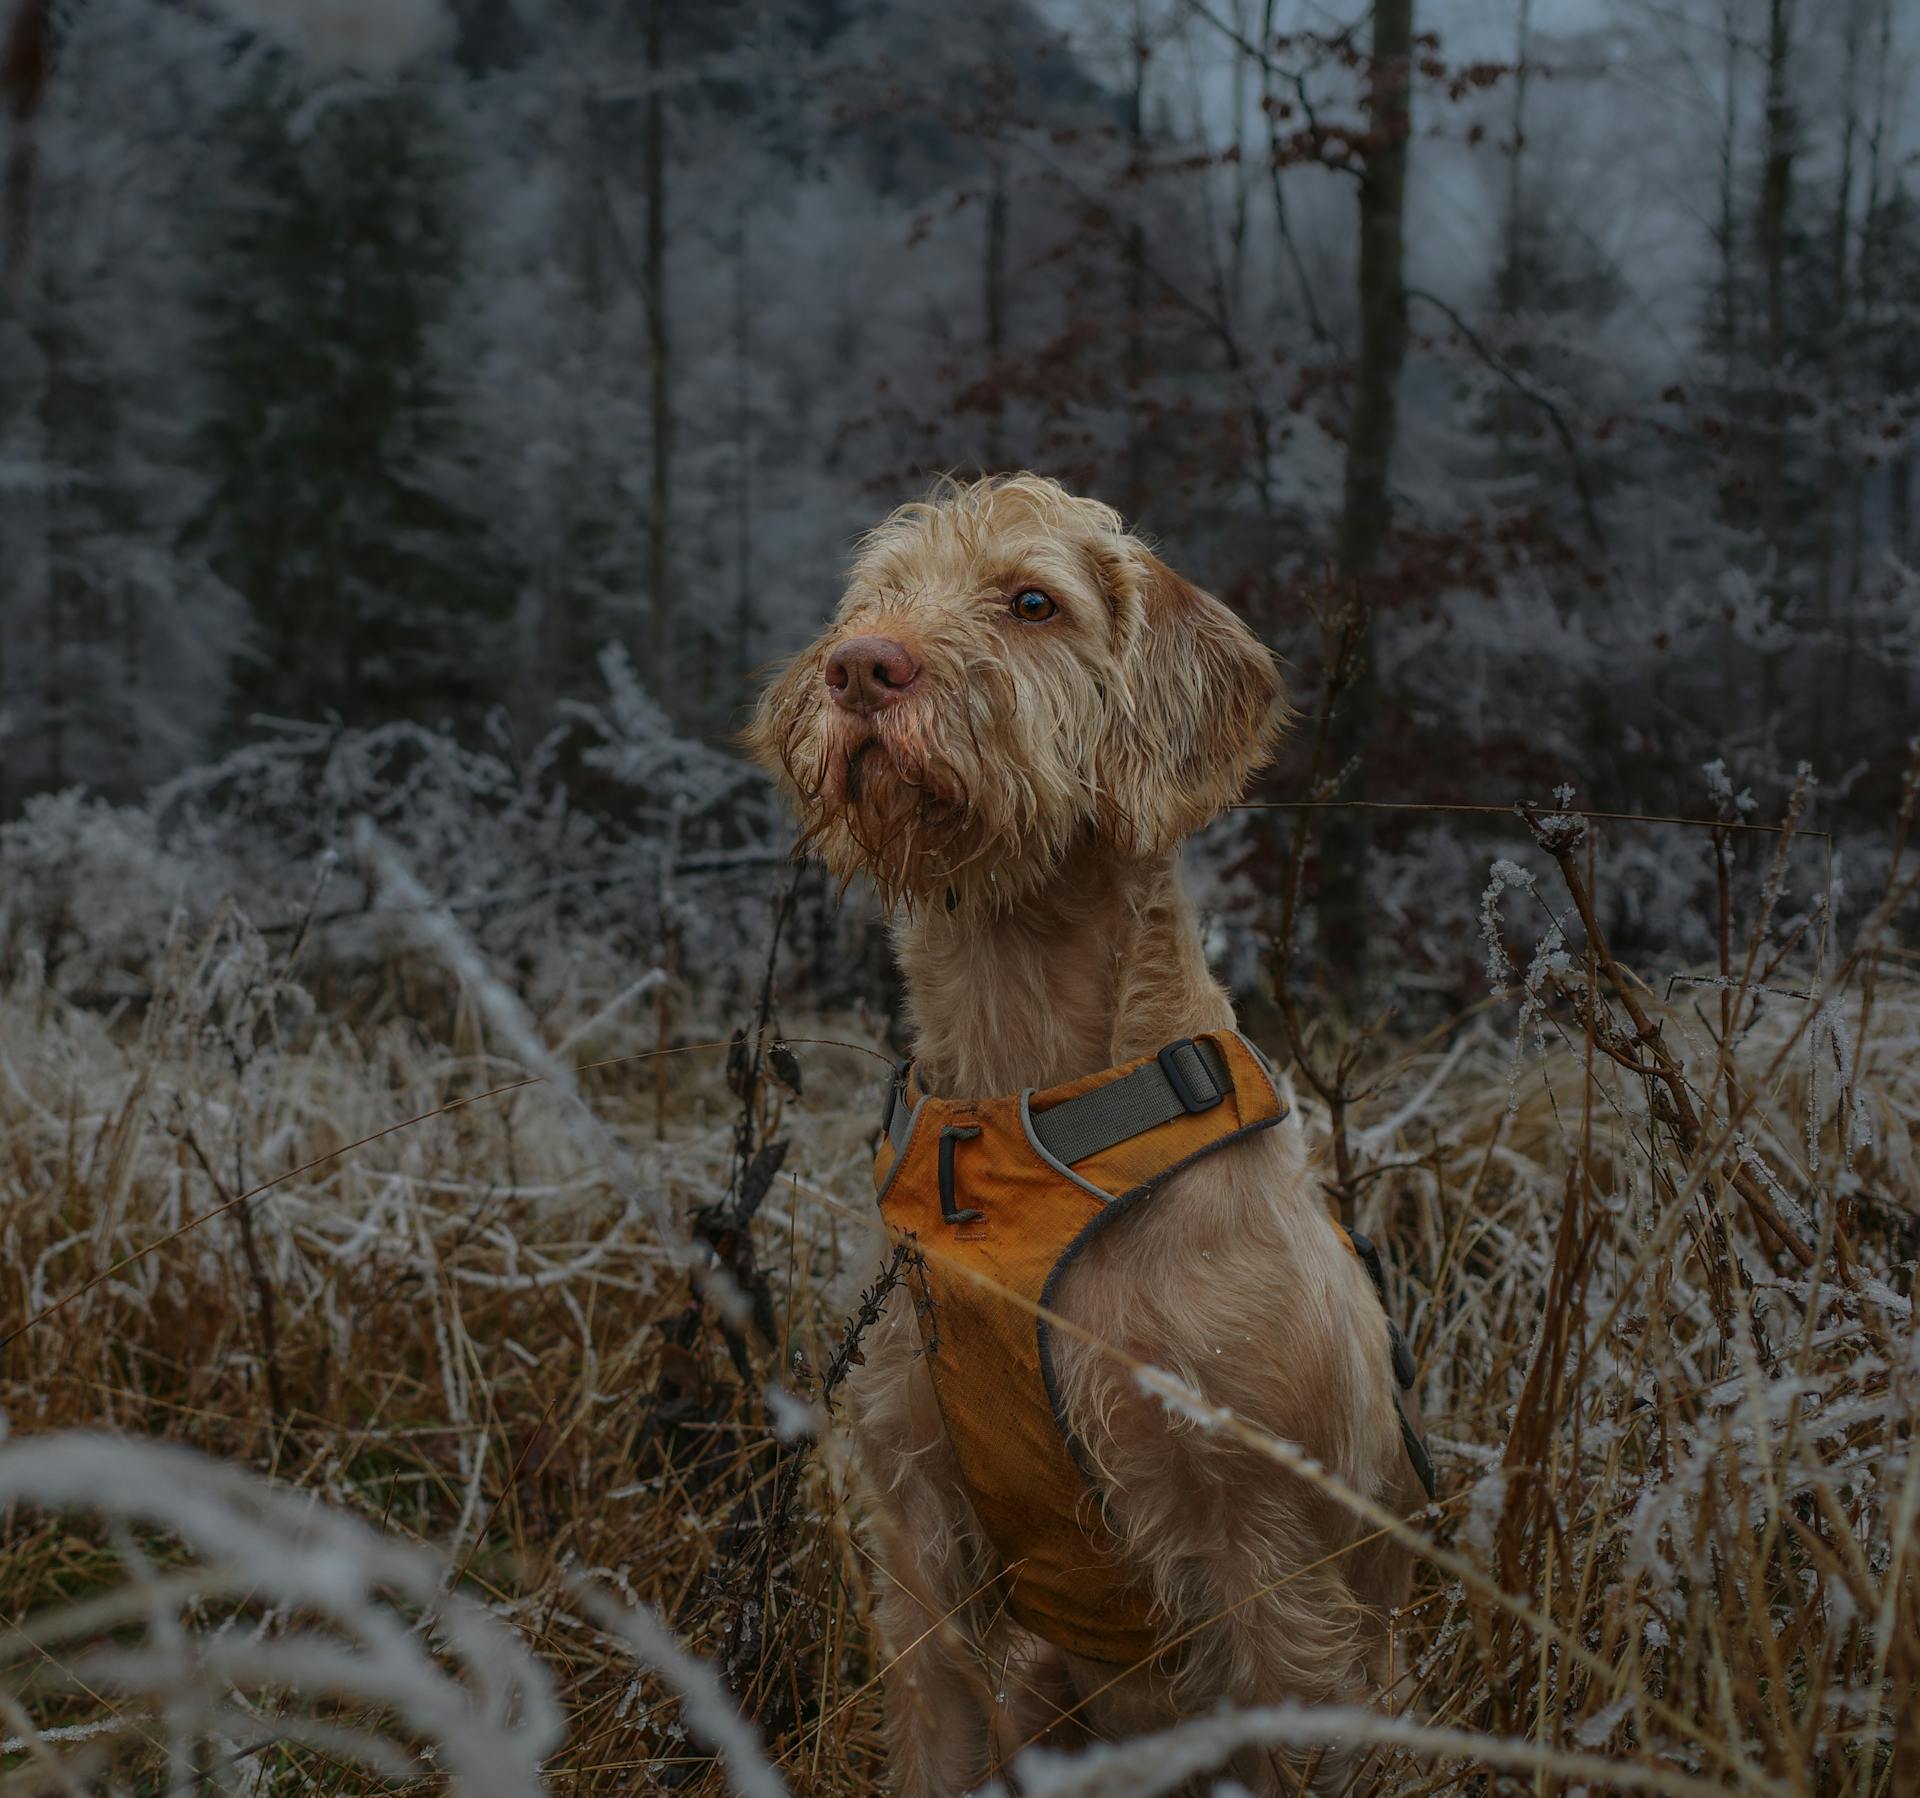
[745,474,1283,913]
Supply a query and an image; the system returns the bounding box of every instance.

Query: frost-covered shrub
[0,644,881,1024]
[0,790,206,997]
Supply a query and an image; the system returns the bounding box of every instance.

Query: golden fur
[747,475,1418,1794]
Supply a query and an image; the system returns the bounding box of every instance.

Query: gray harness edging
[875,1034,1440,1502]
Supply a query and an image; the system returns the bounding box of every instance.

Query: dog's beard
[777,698,1065,913]
[792,725,974,906]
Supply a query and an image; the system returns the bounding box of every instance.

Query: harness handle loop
[938,1124,985,1224]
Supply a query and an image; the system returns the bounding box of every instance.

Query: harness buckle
[1157,1038,1225,1114]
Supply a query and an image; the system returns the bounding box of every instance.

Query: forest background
[4,0,1916,987]
[1,0,1918,1793]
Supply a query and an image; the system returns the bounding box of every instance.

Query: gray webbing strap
[885,1038,1235,1166]
[886,1067,913,1153]
[1030,1037,1231,1167]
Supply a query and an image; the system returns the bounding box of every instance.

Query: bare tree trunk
[644,0,673,700]
[984,156,1007,472]
[1755,0,1795,720]
[41,538,64,792]
[35,316,79,793]
[1319,0,1413,995]
[1813,0,1864,765]
[1492,0,1532,468]
[117,574,140,789]
[733,207,754,697]
[1756,0,1795,511]
[1,0,48,285]
[1716,0,1743,701]
[1123,5,1148,515]
[0,0,47,805]
[1226,0,1252,317]
[1843,0,1895,712]
[1335,0,1414,569]
[1716,0,1742,393]
[1496,0,1532,321]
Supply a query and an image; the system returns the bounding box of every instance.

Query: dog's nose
[826,635,919,711]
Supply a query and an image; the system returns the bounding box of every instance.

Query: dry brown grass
[1,795,1917,1794]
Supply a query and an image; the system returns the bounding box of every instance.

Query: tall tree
[1756,0,1796,503]
[732,205,756,697]
[1489,0,1532,469]
[983,153,1008,471]
[644,0,674,704]
[1812,0,1865,762]
[192,75,508,732]
[0,0,243,808]
[1122,0,1149,514]
[1,0,48,282]
[1318,0,1413,992]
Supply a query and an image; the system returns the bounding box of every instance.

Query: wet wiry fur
[747,476,1419,1794]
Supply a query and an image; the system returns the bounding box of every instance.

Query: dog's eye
[1010,589,1057,622]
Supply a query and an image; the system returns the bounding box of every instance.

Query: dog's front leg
[850,1309,998,1796]
[862,1496,998,1797]
[1098,1410,1388,1794]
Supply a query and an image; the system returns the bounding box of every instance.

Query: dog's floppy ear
[1095,543,1284,856]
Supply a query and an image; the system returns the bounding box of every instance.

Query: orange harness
[871,1031,1434,1667]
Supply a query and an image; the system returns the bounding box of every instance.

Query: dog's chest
[868,1032,1287,1664]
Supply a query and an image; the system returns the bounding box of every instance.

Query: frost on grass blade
[1133,1363,1237,1434]
[765,1382,821,1444]
[0,1432,560,1795]
[577,1586,787,1798]
[357,820,680,1251]
[994,1701,1753,1798]
[1478,857,1536,991]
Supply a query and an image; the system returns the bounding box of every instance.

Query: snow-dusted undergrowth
[1,742,1915,1792]
[0,644,863,1025]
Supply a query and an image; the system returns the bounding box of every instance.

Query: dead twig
[1518,801,1821,1270]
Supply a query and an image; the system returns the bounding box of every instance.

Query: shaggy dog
[747,475,1420,1794]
